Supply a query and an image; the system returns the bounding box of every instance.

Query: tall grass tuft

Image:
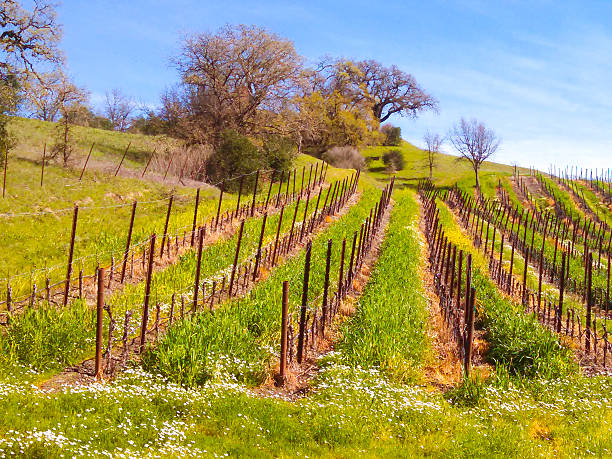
[0,300,95,372]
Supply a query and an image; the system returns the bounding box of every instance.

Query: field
[0,118,611,457]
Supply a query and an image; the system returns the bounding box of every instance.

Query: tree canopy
[166,24,304,145]
[0,0,63,82]
[324,59,438,122]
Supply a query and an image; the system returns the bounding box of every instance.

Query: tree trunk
[474,166,480,189]
[63,121,69,166]
[429,164,433,180]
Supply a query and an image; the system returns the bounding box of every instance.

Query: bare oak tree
[169,24,303,145]
[50,75,89,166]
[104,88,134,131]
[423,130,443,179]
[449,118,500,189]
[326,59,438,122]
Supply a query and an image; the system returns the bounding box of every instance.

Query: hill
[0,117,610,457]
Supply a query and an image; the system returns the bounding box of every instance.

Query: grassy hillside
[8,116,170,166]
[0,118,611,457]
[363,142,526,198]
[0,117,331,299]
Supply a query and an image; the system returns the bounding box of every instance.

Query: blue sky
[58,0,612,170]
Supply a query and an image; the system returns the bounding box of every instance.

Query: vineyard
[0,121,611,457]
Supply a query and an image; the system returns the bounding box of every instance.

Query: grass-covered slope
[363,141,524,197]
[1,184,611,457]
[337,189,429,381]
[0,116,336,301]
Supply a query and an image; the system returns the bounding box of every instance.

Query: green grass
[336,189,429,382]
[0,117,611,456]
[0,181,611,457]
[143,181,382,386]
[363,142,524,195]
[0,300,95,379]
[0,116,337,302]
[434,199,576,378]
[8,116,170,165]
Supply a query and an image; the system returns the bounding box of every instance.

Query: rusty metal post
[449,246,457,301]
[234,176,244,219]
[191,188,200,246]
[275,171,284,208]
[498,234,505,282]
[464,286,476,377]
[464,254,472,326]
[300,189,311,241]
[272,206,284,266]
[346,231,357,284]
[160,196,174,258]
[606,248,612,315]
[456,250,463,312]
[279,280,289,382]
[141,150,155,178]
[192,228,204,310]
[586,252,593,352]
[163,153,174,181]
[322,183,332,217]
[251,170,259,216]
[321,239,332,335]
[121,201,137,283]
[79,143,95,181]
[297,241,312,364]
[490,226,496,262]
[95,267,104,379]
[288,195,301,248]
[557,251,566,333]
[215,182,224,230]
[537,237,546,308]
[265,171,275,209]
[63,205,79,307]
[114,141,131,176]
[338,238,346,298]
[253,214,268,281]
[229,220,245,295]
[140,235,156,353]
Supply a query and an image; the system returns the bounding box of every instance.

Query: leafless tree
[0,0,63,157]
[169,24,304,145]
[449,118,500,189]
[105,88,134,131]
[49,75,89,166]
[323,59,438,122]
[423,130,443,179]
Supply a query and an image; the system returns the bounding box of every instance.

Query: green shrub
[205,130,264,191]
[382,149,404,172]
[263,134,296,171]
[381,124,401,146]
[206,130,295,191]
[0,300,95,372]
